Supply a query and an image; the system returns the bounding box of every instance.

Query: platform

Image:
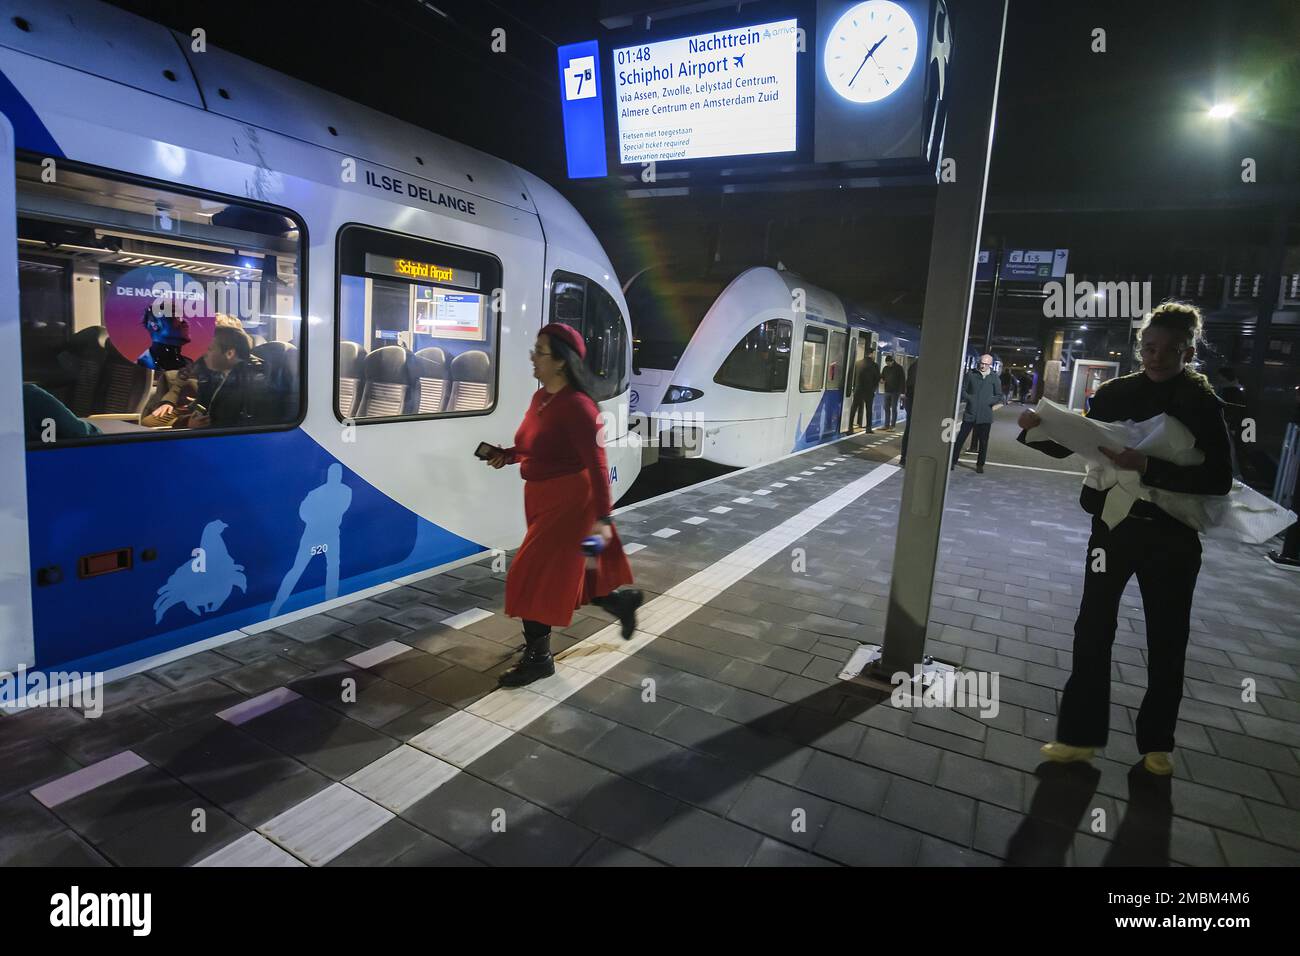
[2,407,1298,867]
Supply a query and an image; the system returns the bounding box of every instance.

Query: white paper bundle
[1025,398,1296,544]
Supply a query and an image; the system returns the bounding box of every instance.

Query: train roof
[844,306,922,345]
[0,0,539,215]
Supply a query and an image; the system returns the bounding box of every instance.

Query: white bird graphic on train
[153,520,248,623]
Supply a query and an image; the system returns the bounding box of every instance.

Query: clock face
[823,0,919,104]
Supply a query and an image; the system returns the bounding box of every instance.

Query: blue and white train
[625,265,919,469]
[0,0,639,680]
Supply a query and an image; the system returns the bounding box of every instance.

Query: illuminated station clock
[823,0,920,104]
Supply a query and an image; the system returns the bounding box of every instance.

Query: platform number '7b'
[565,56,597,101]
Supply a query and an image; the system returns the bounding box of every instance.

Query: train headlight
[662,385,703,404]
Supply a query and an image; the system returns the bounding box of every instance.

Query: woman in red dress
[484,323,640,687]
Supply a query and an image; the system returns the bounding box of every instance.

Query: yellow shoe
[1040,741,1096,763]
[1143,752,1174,775]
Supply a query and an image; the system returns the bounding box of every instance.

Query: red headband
[539,322,586,360]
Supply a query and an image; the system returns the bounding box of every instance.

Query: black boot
[595,589,643,639]
[498,625,554,687]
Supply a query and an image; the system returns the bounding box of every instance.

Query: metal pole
[982,235,1002,354]
[875,0,1008,677]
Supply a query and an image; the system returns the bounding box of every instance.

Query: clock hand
[848,35,890,87]
[848,52,871,88]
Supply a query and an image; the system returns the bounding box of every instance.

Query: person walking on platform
[484,323,641,687]
[1000,367,1014,405]
[951,354,999,473]
[900,358,918,466]
[881,354,905,429]
[851,350,881,433]
[1017,303,1233,776]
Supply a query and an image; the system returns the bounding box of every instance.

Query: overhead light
[1080,324,1088,330]
[1208,102,1237,119]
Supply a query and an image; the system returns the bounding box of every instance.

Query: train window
[713,319,792,392]
[16,160,303,447]
[845,334,869,398]
[827,330,847,391]
[552,276,585,326]
[548,271,629,402]
[336,225,502,421]
[799,325,829,392]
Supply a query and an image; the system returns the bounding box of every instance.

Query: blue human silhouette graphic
[270,463,353,616]
[154,519,247,623]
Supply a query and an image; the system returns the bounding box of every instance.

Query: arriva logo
[608,466,618,484]
[630,389,640,412]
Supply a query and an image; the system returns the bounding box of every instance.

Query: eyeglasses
[529,348,553,358]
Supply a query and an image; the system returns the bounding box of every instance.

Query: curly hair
[1136,301,1204,353]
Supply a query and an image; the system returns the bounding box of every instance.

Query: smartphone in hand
[474,442,500,461]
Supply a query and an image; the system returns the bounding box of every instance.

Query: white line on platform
[346,641,412,670]
[754,489,772,495]
[30,751,148,809]
[652,528,680,538]
[344,746,459,813]
[611,432,873,516]
[731,497,753,504]
[623,542,648,555]
[217,687,301,726]
[683,516,708,525]
[196,832,305,867]
[192,464,901,867]
[256,783,393,867]
[954,458,1084,476]
[442,607,495,629]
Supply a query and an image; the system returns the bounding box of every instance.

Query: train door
[840,329,866,433]
[0,116,35,674]
[825,329,847,440]
[867,331,882,427]
[544,269,639,500]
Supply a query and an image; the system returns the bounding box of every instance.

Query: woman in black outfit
[1017,302,1233,776]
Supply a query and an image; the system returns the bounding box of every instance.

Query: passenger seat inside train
[25,324,303,438]
[338,340,493,419]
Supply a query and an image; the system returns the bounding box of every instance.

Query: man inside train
[185,325,273,429]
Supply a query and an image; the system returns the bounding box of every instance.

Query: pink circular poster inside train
[102,266,216,365]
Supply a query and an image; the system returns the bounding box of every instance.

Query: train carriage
[626,264,920,469]
[0,0,639,681]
